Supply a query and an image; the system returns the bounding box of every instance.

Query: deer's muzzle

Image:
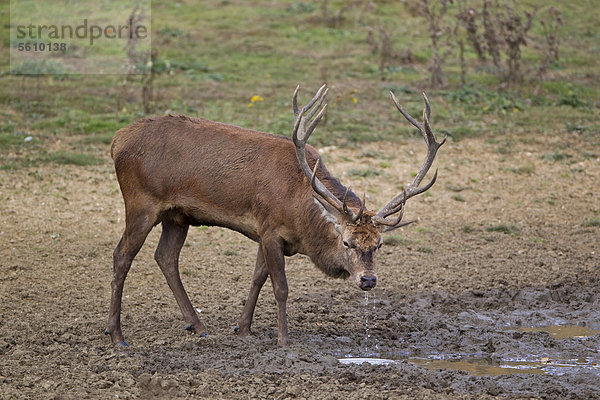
[358,274,377,290]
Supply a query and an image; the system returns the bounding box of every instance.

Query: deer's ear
[312,196,343,234]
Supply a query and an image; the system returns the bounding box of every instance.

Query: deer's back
[111,115,313,237]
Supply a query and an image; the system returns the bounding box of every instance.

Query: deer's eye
[377,242,383,249]
[343,240,357,249]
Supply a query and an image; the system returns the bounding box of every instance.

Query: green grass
[461,224,477,233]
[543,150,573,163]
[347,167,381,179]
[507,163,536,175]
[0,0,598,168]
[0,133,30,147]
[81,132,115,145]
[44,151,103,166]
[582,217,600,228]
[452,194,466,202]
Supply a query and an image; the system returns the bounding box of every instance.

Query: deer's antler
[292,84,365,224]
[373,92,446,231]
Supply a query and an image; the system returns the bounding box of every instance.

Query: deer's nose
[360,275,377,290]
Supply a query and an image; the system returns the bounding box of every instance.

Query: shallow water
[339,357,396,366]
[339,355,600,376]
[516,325,600,340]
[409,356,600,376]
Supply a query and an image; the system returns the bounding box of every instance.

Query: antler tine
[310,158,321,188]
[423,92,431,121]
[422,93,447,148]
[351,193,366,224]
[340,188,365,223]
[342,187,352,215]
[375,191,406,226]
[403,169,438,209]
[375,192,417,232]
[381,219,416,233]
[294,83,327,121]
[294,86,328,143]
[390,91,422,132]
[293,85,300,119]
[305,102,328,139]
[307,87,328,121]
[302,84,327,115]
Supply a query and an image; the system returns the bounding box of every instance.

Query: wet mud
[1,134,599,399]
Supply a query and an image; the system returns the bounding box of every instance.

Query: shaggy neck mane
[302,173,360,280]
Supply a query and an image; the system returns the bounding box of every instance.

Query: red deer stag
[106,84,445,346]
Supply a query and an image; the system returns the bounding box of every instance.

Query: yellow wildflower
[248,95,264,107]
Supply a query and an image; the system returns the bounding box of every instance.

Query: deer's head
[293,84,445,291]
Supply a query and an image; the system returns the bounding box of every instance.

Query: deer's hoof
[185,324,209,337]
[234,325,252,337]
[115,340,129,347]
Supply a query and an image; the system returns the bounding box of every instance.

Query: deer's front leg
[236,245,268,336]
[261,237,289,346]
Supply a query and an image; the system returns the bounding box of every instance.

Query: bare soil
[1,132,599,399]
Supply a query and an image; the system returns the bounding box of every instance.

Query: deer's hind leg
[154,219,208,336]
[107,206,158,346]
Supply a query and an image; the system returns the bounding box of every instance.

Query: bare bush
[537,6,562,79]
[457,4,485,61]
[406,0,454,88]
[320,0,366,27]
[456,0,546,86]
[366,21,415,80]
[119,7,154,115]
[481,0,502,72]
[366,23,394,79]
[497,3,536,85]
[124,7,148,76]
[141,49,158,114]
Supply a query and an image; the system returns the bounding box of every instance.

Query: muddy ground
[1,131,599,399]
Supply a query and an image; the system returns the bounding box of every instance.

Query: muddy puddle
[339,325,600,377]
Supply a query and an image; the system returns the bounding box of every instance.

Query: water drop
[364,291,370,354]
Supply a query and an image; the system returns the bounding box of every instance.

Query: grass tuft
[347,168,381,178]
[461,224,477,233]
[582,217,600,228]
[452,194,466,202]
[383,235,411,247]
[486,224,520,235]
[45,151,103,166]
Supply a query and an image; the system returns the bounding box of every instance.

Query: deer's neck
[298,197,349,279]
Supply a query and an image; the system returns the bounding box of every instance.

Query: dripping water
[363,291,379,356]
[364,291,370,354]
